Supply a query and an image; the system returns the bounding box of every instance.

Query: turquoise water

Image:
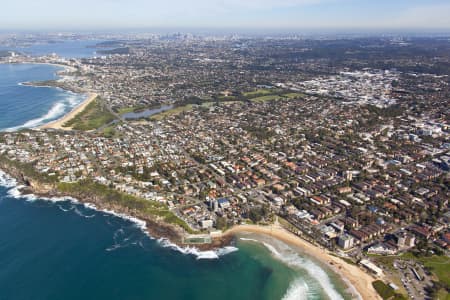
[0,63,85,131]
[0,172,352,300]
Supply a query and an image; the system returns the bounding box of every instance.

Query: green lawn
[283,92,305,99]
[101,124,121,138]
[117,107,137,114]
[371,253,450,294]
[436,288,450,300]
[63,98,115,130]
[420,256,450,287]
[117,104,148,115]
[398,253,450,287]
[251,95,283,102]
[372,280,396,299]
[149,90,303,118]
[243,89,276,97]
[218,95,237,101]
[372,280,407,300]
[246,91,304,102]
[149,104,195,120]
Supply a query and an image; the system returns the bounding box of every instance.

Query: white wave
[57,204,73,212]
[83,203,97,210]
[45,196,78,203]
[3,90,85,132]
[261,240,344,300]
[282,278,310,300]
[66,93,84,106]
[0,177,150,253]
[216,246,239,256]
[262,242,282,257]
[105,244,122,252]
[157,238,216,259]
[7,185,28,198]
[1,170,239,261]
[302,260,344,300]
[106,228,129,252]
[5,101,66,131]
[9,188,77,204]
[114,228,125,238]
[18,198,150,239]
[101,209,148,233]
[1,172,77,205]
[74,206,96,218]
[158,238,238,260]
[0,170,17,188]
[239,237,260,243]
[196,251,220,260]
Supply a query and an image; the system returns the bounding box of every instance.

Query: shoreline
[0,61,77,73]
[0,158,233,250]
[224,224,382,300]
[0,61,89,131]
[19,81,83,95]
[0,166,380,299]
[0,167,185,244]
[39,93,97,130]
[0,168,231,256]
[38,62,77,73]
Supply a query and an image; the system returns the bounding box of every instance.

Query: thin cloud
[392,3,450,28]
[1,0,450,30]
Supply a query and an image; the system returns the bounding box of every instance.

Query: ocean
[2,39,105,59]
[0,63,86,131]
[0,171,352,300]
[0,40,352,300]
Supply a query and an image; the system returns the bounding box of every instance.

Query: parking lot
[394,259,433,299]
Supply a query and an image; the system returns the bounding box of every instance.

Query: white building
[338,234,354,250]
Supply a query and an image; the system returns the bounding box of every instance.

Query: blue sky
[2,0,450,30]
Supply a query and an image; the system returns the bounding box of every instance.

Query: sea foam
[4,92,84,132]
[239,237,259,243]
[0,170,238,260]
[101,209,148,233]
[100,210,239,260]
[282,278,310,300]
[74,206,96,218]
[0,170,17,188]
[5,101,66,131]
[158,238,238,260]
[261,240,345,300]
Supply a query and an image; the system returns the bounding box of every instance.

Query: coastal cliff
[21,80,86,94]
[0,158,187,245]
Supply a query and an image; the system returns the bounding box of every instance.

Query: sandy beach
[224,224,382,300]
[39,93,97,130]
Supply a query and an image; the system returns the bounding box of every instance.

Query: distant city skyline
[2,0,450,31]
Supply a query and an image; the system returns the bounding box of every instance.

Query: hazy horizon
[1,0,450,32]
